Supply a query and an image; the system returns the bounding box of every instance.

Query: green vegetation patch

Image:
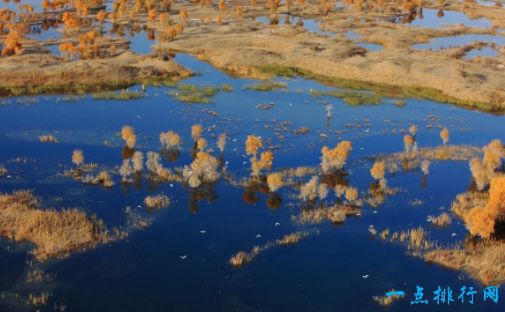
[92,91,144,100]
[309,89,381,106]
[170,84,229,104]
[258,65,504,114]
[243,81,287,92]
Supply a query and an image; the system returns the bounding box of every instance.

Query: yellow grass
[0,190,116,261]
[425,240,505,285]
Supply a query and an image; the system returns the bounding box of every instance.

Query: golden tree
[121,125,137,149]
[320,141,352,173]
[245,135,263,157]
[1,24,24,57]
[96,10,107,24]
[159,131,182,150]
[62,12,80,30]
[267,172,283,192]
[464,175,505,238]
[72,149,84,166]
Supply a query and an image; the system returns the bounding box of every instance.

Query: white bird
[451,233,457,237]
[169,183,174,188]
[200,230,206,234]
[136,114,142,119]
[232,138,237,142]
[274,222,280,227]
[137,205,142,209]
[225,161,230,165]
[256,234,262,238]
[242,161,247,165]
[179,255,188,260]
[362,274,370,279]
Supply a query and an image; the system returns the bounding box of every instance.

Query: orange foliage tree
[464,175,505,238]
[320,141,352,173]
[1,24,26,57]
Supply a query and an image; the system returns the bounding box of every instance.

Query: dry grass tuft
[294,204,360,225]
[38,134,58,143]
[373,290,404,306]
[144,194,170,210]
[229,251,254,267]
[28,292,51,306]
[0,190,117,261]
[82,170,115,187]
[427,212,452,227]
[299,176,319,201]
[425,239,505,285]
[159,131,182,150]
[276,232,308,245]
[384,227,432,253]
[229,231,310,267]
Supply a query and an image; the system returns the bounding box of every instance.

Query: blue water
[346,31,384,51]
[1,53,505,311]
[407,8,492,28]
[464,46,499,59]
[413,34,505,50]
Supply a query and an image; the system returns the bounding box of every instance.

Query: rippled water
[1,53,505,311]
